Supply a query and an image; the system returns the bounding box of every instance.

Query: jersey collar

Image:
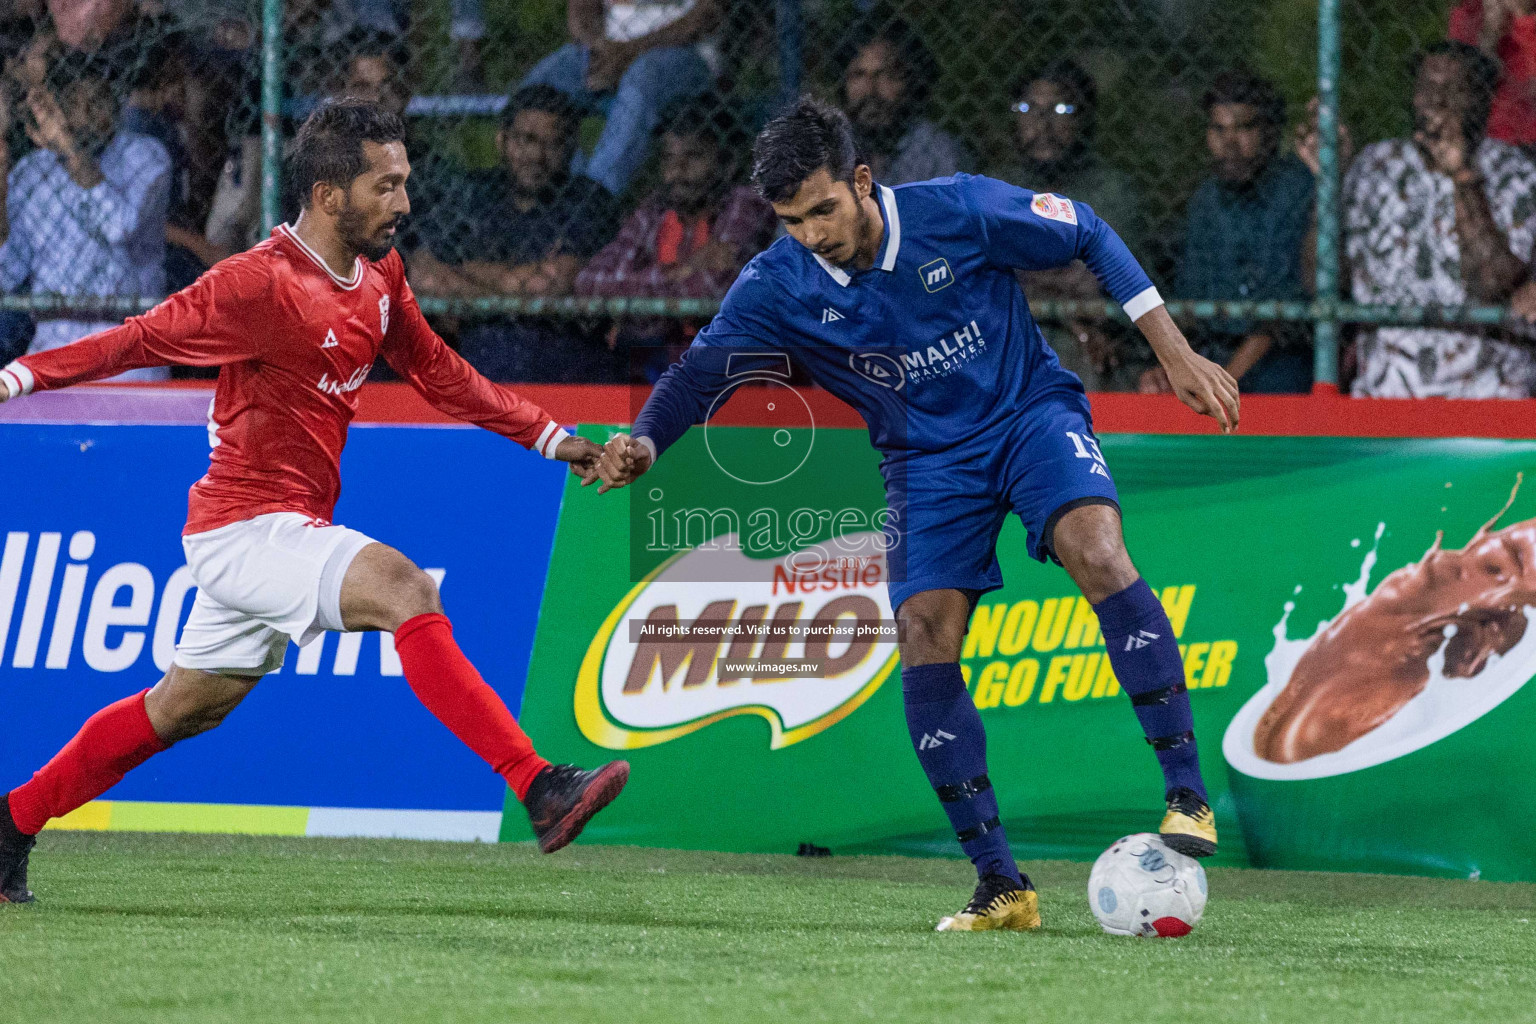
[277,219,365,290]
[812,183,901,288]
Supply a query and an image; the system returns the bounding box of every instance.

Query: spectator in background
[45,0,128,49]
[324,0,487,90]
[407,85,619,382]
[839,14,968,185]
[327,29,463,223]
[0,53,171,380]
[1345,41,1536,398]
[335,27,409,119]
[121,35,210,290]
[1450,0,1536,148]
[1162,69,1314,394]
[519,0,722,197]
[988,59,1148,390]
[577,97,775,378]
[45,0,166,85]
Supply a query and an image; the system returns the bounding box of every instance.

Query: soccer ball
[1088,833,1207,937]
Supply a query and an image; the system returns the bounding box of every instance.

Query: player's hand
[1162,350,1240,434]
[588,433,653,494]
[553,435,605,486]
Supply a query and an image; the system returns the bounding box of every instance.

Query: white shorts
[174,512,376,676]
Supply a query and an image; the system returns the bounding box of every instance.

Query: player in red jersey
[0,101,629,903]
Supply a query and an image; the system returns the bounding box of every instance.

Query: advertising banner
[510,426,1536,881]
[1,423,566,839]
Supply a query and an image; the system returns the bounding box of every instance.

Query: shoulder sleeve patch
[1030,192,1078,225]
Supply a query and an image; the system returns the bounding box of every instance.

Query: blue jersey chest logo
[918,257,953,292]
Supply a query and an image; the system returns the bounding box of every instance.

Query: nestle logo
[919,257,952,292]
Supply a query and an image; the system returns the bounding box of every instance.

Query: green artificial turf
[1,833,1533,1024]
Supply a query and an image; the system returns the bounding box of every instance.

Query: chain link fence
[2,1,1533,393]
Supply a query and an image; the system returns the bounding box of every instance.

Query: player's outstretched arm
[380,255,607,474]
[0,258,270,400]
[1136,305,1240,433]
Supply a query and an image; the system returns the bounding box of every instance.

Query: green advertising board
[506,427,1536,882]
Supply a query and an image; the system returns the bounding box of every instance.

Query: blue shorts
[880,391,1120,615]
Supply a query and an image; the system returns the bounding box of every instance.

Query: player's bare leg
[1,667,260,903]
[897,590,1040,932]
[1052,503,1217,857]
[339,543,627,853]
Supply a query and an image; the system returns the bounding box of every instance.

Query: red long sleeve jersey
[2,224,569,535]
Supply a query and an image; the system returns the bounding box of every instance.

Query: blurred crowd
[4,0,1536,397]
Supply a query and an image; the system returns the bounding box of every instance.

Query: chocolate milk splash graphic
[1255,475,1536,764]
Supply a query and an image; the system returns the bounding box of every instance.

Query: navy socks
[1093,579,1207,799]
[901,662,1020,883]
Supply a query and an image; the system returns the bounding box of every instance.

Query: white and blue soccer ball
[1088,833,1207,937]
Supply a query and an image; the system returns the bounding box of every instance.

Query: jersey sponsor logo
[379,295,390,336]
[821,307,846,324]
[897,320,988,384]
[321,328,340,349]
[1031,192,1078,225]
[0,529,439,679]
[918,257,953,293]
[849,352,907,391]
[316,366,370,397]
[573,532,899,750]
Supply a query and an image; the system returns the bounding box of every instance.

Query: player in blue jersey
[592,100,1240,931]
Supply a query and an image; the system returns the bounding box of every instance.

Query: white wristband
[636,436,658,465]
[0,362,33,399]
[1122,286,1164,322]
[536,422,571,459]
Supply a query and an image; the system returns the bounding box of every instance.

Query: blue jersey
[632,174,1161,458]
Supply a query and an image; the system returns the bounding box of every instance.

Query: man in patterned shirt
[0,53,171,381]
[1344,40,1536,398]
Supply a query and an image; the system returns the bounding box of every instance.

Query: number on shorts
[1066,430,1110,478]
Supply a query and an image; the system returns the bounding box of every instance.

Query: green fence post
[1313,0,1342,391]
[261,0,284,234]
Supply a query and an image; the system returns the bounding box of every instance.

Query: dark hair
[658,97,744,154]
[501,84,579,130]
[751,98,860,203]
[131,34,190,93]
[837,11,939,108]
[1017,58,1099,139]
[288,100,405,208]
[1202,69,1287,132]
[1411,40,1501,137]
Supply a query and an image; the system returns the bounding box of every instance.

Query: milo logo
[573,532,899,750]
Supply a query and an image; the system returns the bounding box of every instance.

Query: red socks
[394,613,550,800]
[8,689,168,836]
[5,616,549,834]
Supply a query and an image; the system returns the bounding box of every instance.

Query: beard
[832,198,875,270]
[336,197,400,262]
[849,96,910,154]
[1213,157,1265,187]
